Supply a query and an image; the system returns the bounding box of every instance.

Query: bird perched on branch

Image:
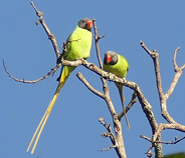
[27,18,93,154]
[103,51,130,129]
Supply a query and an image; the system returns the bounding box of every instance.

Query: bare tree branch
[30,1,60,58]
[140,41,164,100]
[99,145,117,151]
[98,117,117,147]
[141,134,185,145]
[92,18,128,158]
[36,150,42,158]
[140,41,185,157]
[3,59,61,84]
[173,47,180,72]
[76,72,105,99]
[165,47,185,100]
[92,18,108,97]
[92,18,106,69]
[2,58,83,84]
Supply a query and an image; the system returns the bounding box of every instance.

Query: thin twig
[140,41,164,100]
[99,145,117,151]
[92,18,108,93]
[140,41,163,157]
[173,47,180,72]
[30,1,60,58]
[93,18,106,69]
[3,59,61,84]
[141,134,185,145]
[76,72,105,99]
[165,47,185,100]
[37,150,42,158]
[3,58,84,84]
[98,118,117,147]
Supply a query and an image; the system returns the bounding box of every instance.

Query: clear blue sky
[1,1,185,158]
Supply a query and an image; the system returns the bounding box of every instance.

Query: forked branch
[140,41,185,157]
[3,59,61,84]
[30,1,60,58]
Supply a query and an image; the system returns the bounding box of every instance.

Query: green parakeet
[103,51,130,129]
[27,18,93,154]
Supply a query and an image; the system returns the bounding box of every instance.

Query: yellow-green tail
[116,83,130,129]
[27,66,72,154]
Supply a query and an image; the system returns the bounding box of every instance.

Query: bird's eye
[81,20,85,23]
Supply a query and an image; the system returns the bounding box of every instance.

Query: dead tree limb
[30,1,60,58]
[140,41,185,157]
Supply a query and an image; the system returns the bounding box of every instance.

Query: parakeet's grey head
[78,18,92,31]
[104,51,118,65]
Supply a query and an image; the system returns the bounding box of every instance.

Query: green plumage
[27,18,92,154]
[64,25,92,60]
[103,51,130,129]
[61,24,92,83]
[103,54,129,78]
[58,24,92,88]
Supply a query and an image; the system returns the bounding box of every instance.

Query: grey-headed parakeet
[103,51,130,129]
[27,18,93,154]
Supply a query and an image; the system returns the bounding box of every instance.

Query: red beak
[87,20,93,29]
[106,55,112,63]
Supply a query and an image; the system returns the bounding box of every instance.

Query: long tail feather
[116,83,130,129]
[27,66,72,154]
[26,110,48,152]
[31,113,49,154]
